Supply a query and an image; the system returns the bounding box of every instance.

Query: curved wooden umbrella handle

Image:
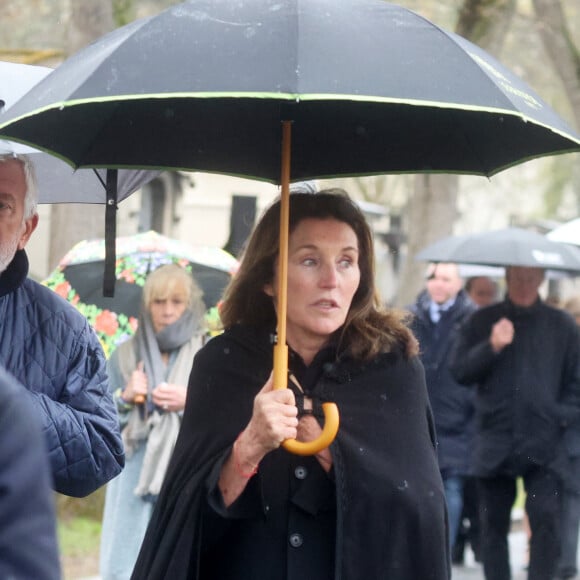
[274,343,340,455]
[282,402,340,456]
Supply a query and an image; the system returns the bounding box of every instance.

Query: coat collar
[0,249,28,298]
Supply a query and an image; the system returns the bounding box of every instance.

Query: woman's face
[265,217,360,354]
[149,285,189,333]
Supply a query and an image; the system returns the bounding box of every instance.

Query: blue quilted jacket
[0,250,124,497]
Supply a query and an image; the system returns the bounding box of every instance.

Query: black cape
[132,325,450,580]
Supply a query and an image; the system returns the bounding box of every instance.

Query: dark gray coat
[409,289,477,475]
[0,367,60,580]
[449,298,580,480]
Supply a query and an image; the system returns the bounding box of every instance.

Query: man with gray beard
[0,153,124,497]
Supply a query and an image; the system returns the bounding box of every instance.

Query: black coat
[449,298,580,480]
[133,325,450,580]
[409,290,477,475]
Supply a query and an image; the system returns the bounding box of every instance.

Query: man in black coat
[409,262,477,551]
[450,266,580,580]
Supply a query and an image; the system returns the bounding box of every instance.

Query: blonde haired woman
[100,264,206,580]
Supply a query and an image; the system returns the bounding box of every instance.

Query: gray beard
[0,239,19,274]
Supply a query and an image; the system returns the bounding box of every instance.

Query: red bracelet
[233,433,259,478]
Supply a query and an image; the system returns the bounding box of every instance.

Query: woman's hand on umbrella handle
[247,374,299,453]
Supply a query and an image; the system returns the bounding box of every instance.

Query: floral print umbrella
[43,230,237,357]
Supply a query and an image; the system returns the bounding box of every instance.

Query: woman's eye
[302,257,317,267]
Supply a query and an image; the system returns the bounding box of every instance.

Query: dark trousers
[453,477,481,562]
[478,467,560,580]
[556,456,580,578]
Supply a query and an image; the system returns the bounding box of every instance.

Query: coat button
[294,465,308,480]
[289,533,303,548]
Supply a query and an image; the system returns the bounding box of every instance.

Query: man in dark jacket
[409,262,477,550]
[450,265,580,580]
[0,153,124,497]
[0,366,61,580]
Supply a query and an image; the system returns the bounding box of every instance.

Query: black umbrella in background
[2,0,579,454]
[416,227,580,273]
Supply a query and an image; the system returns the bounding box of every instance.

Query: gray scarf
[120,309,203,499]
[137,309,198,413]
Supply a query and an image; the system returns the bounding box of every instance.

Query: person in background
[409,262,477,551]
[0,153,124,497]
[450,266,580,580]
[100,264,206,580]
[465,276,499,308]
[132,189,450,580]
[555,295,580,580]
[0,366,60,580]
[452,275,500,565]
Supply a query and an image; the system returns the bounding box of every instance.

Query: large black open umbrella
[1,0,579,454]
[1,1,579,178]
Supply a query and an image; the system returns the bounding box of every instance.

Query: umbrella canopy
[42,230,238,357]
[416,227,580,273]
[0,60,160,203]
[0,0,578,179]
[547,218,580,246]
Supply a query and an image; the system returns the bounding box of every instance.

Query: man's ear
[17,213,39,250]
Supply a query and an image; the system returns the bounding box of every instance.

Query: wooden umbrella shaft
[274,120,339,456]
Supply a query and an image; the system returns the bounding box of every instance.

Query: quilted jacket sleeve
[26,317,125,497]
[4,280,126,498]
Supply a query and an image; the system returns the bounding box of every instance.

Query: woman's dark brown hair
[220,188,417,360]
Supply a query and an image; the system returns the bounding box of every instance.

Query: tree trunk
[48,1,115,269]
[396,174,460,306]
[532,0,580,128]
[396,0,516,306]
[532,0,580,214]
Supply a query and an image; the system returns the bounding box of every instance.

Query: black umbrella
[1,0,579,454]
[415,227,580,273]
[1,1,578,179]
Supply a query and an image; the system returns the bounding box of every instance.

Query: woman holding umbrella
[100,264,206,580]
[132,190,450,580]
